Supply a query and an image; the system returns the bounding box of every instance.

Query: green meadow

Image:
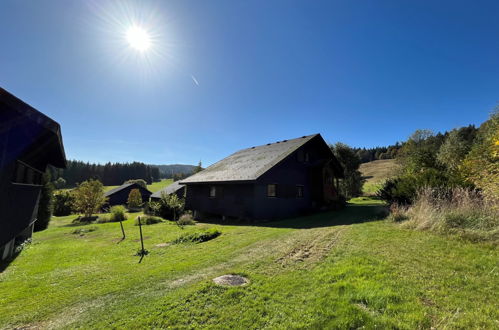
[1,197,497,329]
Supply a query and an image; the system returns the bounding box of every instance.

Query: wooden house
[150,181,185,201]
[0,88,66,260]
[180,134,344,221]
[104,182,152,208]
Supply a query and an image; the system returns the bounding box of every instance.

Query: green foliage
[461,109,499,203]
[134,215,163,225]
[124,179,147,188]
[177,212,196,228]
[127,189,143,209]
[72,179,107,218]
[53,177,66,189]
[157,192,185,220]
[53,190,75,216]
[331,143,364,198]
[172,228,221,244]
[144,201,160,215]
[34,172,54,232]
[194,160,203,174]
[437,125,477,171]
[110,205,127,222]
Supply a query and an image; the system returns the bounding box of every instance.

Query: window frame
[12,160,43,186]
[209,186,216,198]
[296,185,304,198]
[267,184,277,198]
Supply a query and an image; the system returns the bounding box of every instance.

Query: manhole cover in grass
[213,275,249,287]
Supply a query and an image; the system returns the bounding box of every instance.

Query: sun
[126,26,151,52]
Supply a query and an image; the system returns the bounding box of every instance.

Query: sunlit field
[1,198,497,329]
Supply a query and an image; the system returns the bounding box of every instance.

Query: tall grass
[388,187,499,243]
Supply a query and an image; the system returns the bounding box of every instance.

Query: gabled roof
[180,134,325,184]
[104,182,151,197]
[0,87,66,168]
[150,181,184,199]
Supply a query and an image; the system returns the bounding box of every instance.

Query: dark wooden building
[150,181,185,201]
[180,134,344,221]
[0,88,66,260]
[104,182,152,207]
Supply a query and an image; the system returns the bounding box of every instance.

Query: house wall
[184,136,341,221]
[107,185,152,207]
[185,183,255,219]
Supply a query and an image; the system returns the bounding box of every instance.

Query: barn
[150,181,185,201]
[180,134,344,221]
[104,182,152,208]
[0,88,66,260]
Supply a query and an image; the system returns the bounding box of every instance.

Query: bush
[127,189,143,209]
[144,201,160,216]
[157,193,185,220]
[134,215,163,225]
[172,228,221,244]
[109,205,127,222]
[388,187,498,243]
[53,190,75,216]
[124,179,147,188]
[177,212,195,227]
[34,172,54,232]
[72,179,107,218]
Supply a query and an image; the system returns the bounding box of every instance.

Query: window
[267,184,277,197]
[209,186,216,198]
[296,185,304,198]
[12,161,43,185]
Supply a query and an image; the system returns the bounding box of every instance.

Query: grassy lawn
[102,179,173,193]
[0,198,497,328]
[360,159,400,195]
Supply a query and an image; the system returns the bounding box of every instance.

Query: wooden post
[138,216,145,254]
[119,221,125,240]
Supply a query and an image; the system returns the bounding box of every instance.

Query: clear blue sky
[1,0,498,166]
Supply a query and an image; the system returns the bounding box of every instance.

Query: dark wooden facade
[181,134,343,221]
[104,182,152,208]
[0,88,66,260]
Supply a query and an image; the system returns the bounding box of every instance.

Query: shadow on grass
[0,251,20,273]
[200,202,388,229]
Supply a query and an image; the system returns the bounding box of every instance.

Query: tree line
[48,160,161,188]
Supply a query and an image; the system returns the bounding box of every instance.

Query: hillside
[1,197,497,328]
[152,164,197,178]
[359,159,400,195]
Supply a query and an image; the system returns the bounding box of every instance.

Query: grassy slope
[0,198,497,329]
[102,178,173,193]
[360,159,400,195]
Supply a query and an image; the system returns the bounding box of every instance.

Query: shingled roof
[180,134,330,184]
[150,181,184,199]
[104,182,151,197]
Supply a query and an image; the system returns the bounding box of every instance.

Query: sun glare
[126,26,151,51]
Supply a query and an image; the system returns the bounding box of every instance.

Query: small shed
[104,182,152,207]
[150,181,185,201]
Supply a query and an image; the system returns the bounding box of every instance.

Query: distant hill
[151,164,197,178]
[359,159,400,195]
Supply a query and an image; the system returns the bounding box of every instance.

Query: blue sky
[1,0,498,166]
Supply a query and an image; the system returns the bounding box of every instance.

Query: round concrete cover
[213,275,249,286]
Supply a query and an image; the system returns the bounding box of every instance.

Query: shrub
[172,228,221,244]
[177,212,195,227]
[96,215,111,223]
[72,179,107,218]
[110,205,127,222]
[124,179,147,188]
[390,187,498,242]
[144,201,160,216]
[134,215,163,225]
[53,190,75,216]
[127,189,143,209]
[157,193,185,220]
[71,227,97,235]
[34,172,54,232]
